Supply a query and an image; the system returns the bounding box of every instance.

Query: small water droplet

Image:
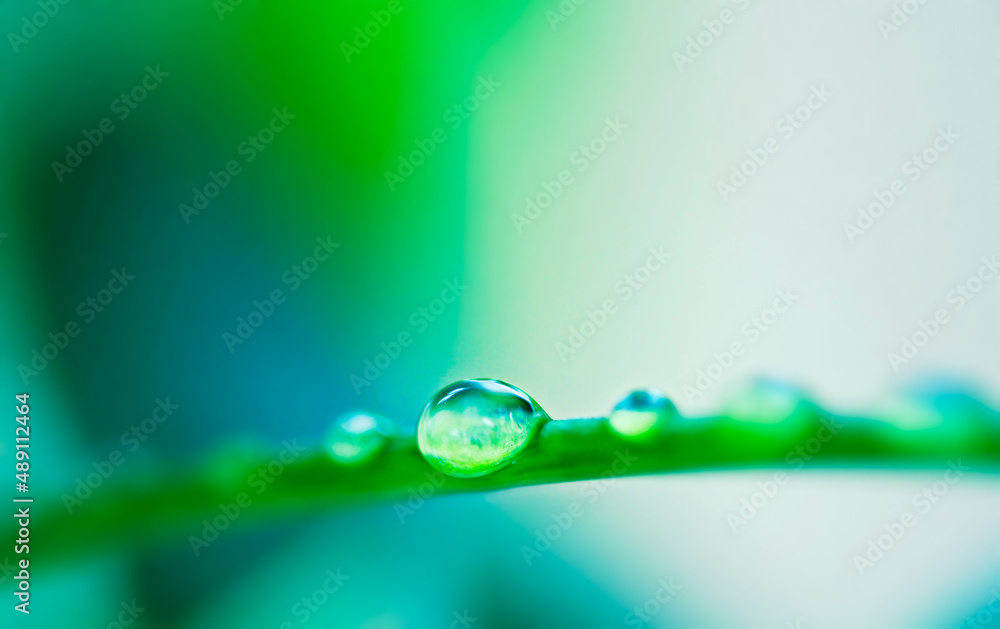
[326,411,395,465]
[609,389,676,438]
[417,379,549,478]
[873,386,985,446]
[725,379,811,424]
[872,396,943,431]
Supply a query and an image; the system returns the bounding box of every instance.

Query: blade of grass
[25,403,1000,568]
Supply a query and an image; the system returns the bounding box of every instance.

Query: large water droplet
[326,411,395,465]
[609,389,676,438]
[417,379,549,478]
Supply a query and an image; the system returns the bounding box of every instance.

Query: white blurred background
[451,0,1000,626]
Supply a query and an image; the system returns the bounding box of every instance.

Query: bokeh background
[2,0,1000,627]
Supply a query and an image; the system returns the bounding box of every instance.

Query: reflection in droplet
[609,389,676,438]
[417,379,549,478]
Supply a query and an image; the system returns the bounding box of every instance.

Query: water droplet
[609,389,676,438]
[725,379,812,424]
[872,385,985,446]
[873,396,943,431]
[326,411,395,465]
[417,379,549,478]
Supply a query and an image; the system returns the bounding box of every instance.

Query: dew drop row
[327,378,680,479]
